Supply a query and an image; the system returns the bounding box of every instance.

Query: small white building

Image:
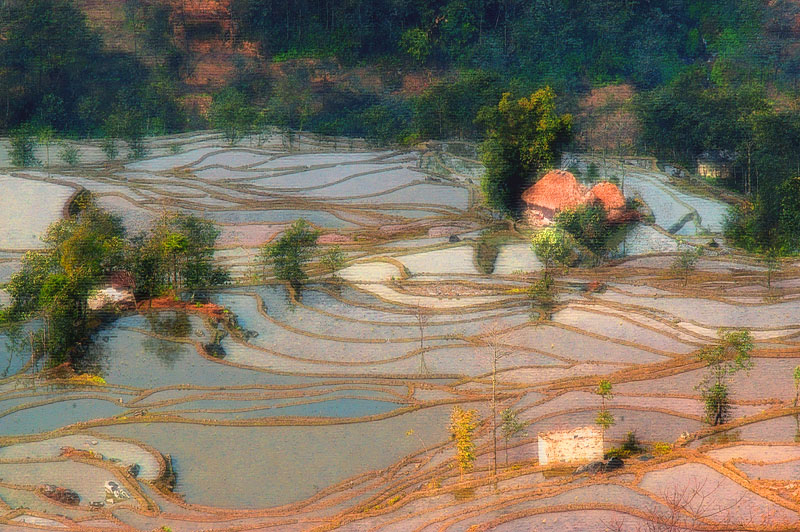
[538,426,603,466]
[88,287,135,311]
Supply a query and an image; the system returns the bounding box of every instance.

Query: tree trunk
[492,353,498,481]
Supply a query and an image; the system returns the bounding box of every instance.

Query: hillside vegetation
[2,0,800,250]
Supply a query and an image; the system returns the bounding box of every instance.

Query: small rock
[127,463,141,478]
[448,234,461,243]
[605,456,624,471]
[637,454,653,462]
[574,461,605,475]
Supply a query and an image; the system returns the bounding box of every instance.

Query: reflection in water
[79,311,193,374]
[143,311,192,368]
[145,311,192,338]
[704,429,742,445]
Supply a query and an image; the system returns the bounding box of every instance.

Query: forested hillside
[3,0,800,250]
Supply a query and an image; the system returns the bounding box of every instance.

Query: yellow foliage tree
[450,406,478,480]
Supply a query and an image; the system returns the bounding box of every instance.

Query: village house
[522,169,628,225]
[538,426,604,466]
[696,150,736,180]
[87,271,136,312]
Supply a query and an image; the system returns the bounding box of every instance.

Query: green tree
[147,213,227,299]
[209,88,257,145]
[320,246,346,278]
[4,196,126,365]
[101,137,119,161]
[531,227,573,282]
[595,379,615,443]
[500,408,525,466]
[555,204,613,259]
[128,234,165,306]
[793,366,800,408]
[697,330,754,425]
[450,406,478,480]
[261,219,320,290]
[400,28,431,64]
[161,233,188,295]
[9,125,39,167]
[671,241,702,287]
[105,105,147,160]
[477,89,572,214]
[763,248,779,289]
[36,125,56,175]
[58,142,80,166]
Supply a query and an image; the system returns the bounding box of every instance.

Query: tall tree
[477,89,572,214]
[450,406,478,481]
[697,330,754,426]
[261,219,320,291]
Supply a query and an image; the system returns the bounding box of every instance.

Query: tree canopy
[261,219,321,290]
[478,89,572,214]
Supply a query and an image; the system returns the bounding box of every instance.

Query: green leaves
[320,246,346,277]
[555,204,612,257]
[596,379,613,400]
[500,408,525,441]
[400,29,431,64]
[595,410,615,431]
[696,329,753,425]
[209,88,258,145]
[478,89,572,214]
[531,227,573,279]
[261,219,320,290]
[595,379,615,433]
[670,241,703,287]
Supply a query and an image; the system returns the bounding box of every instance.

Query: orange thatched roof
[522,170,588,212]
[588,181,626,211]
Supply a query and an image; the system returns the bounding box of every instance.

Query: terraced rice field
[1,134,798,531]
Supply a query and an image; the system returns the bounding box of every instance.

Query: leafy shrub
[652,441,673,456]
[10,126,39,167]
[101,138,119,161]
[59,143,81,166]
[555,204,613,257]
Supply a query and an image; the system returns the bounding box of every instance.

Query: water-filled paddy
[84,322,312,389]
[0,176,74,249]
[0,398,125,436]
[339,183,469,210]
[2,142,788,530]
[253,151,391,169]
[97,404,453,508]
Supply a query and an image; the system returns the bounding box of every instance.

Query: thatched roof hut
[587,181,626,222]
[522,171,631,225]
[522,170,588,224]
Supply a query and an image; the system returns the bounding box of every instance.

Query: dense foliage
[230,0,798,91]
[634,68,800,253]
[131,213,230,301]
[2,198,126,365]
[0,0,185,137]
[1,197,228,366]
[554,204,613,258]
[260,219,321,290]
[4,0,800,252]
[477,89,571,213]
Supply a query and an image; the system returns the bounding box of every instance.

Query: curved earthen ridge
[1,138,799,530]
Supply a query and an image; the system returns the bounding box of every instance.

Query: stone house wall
[538,426,603,466]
